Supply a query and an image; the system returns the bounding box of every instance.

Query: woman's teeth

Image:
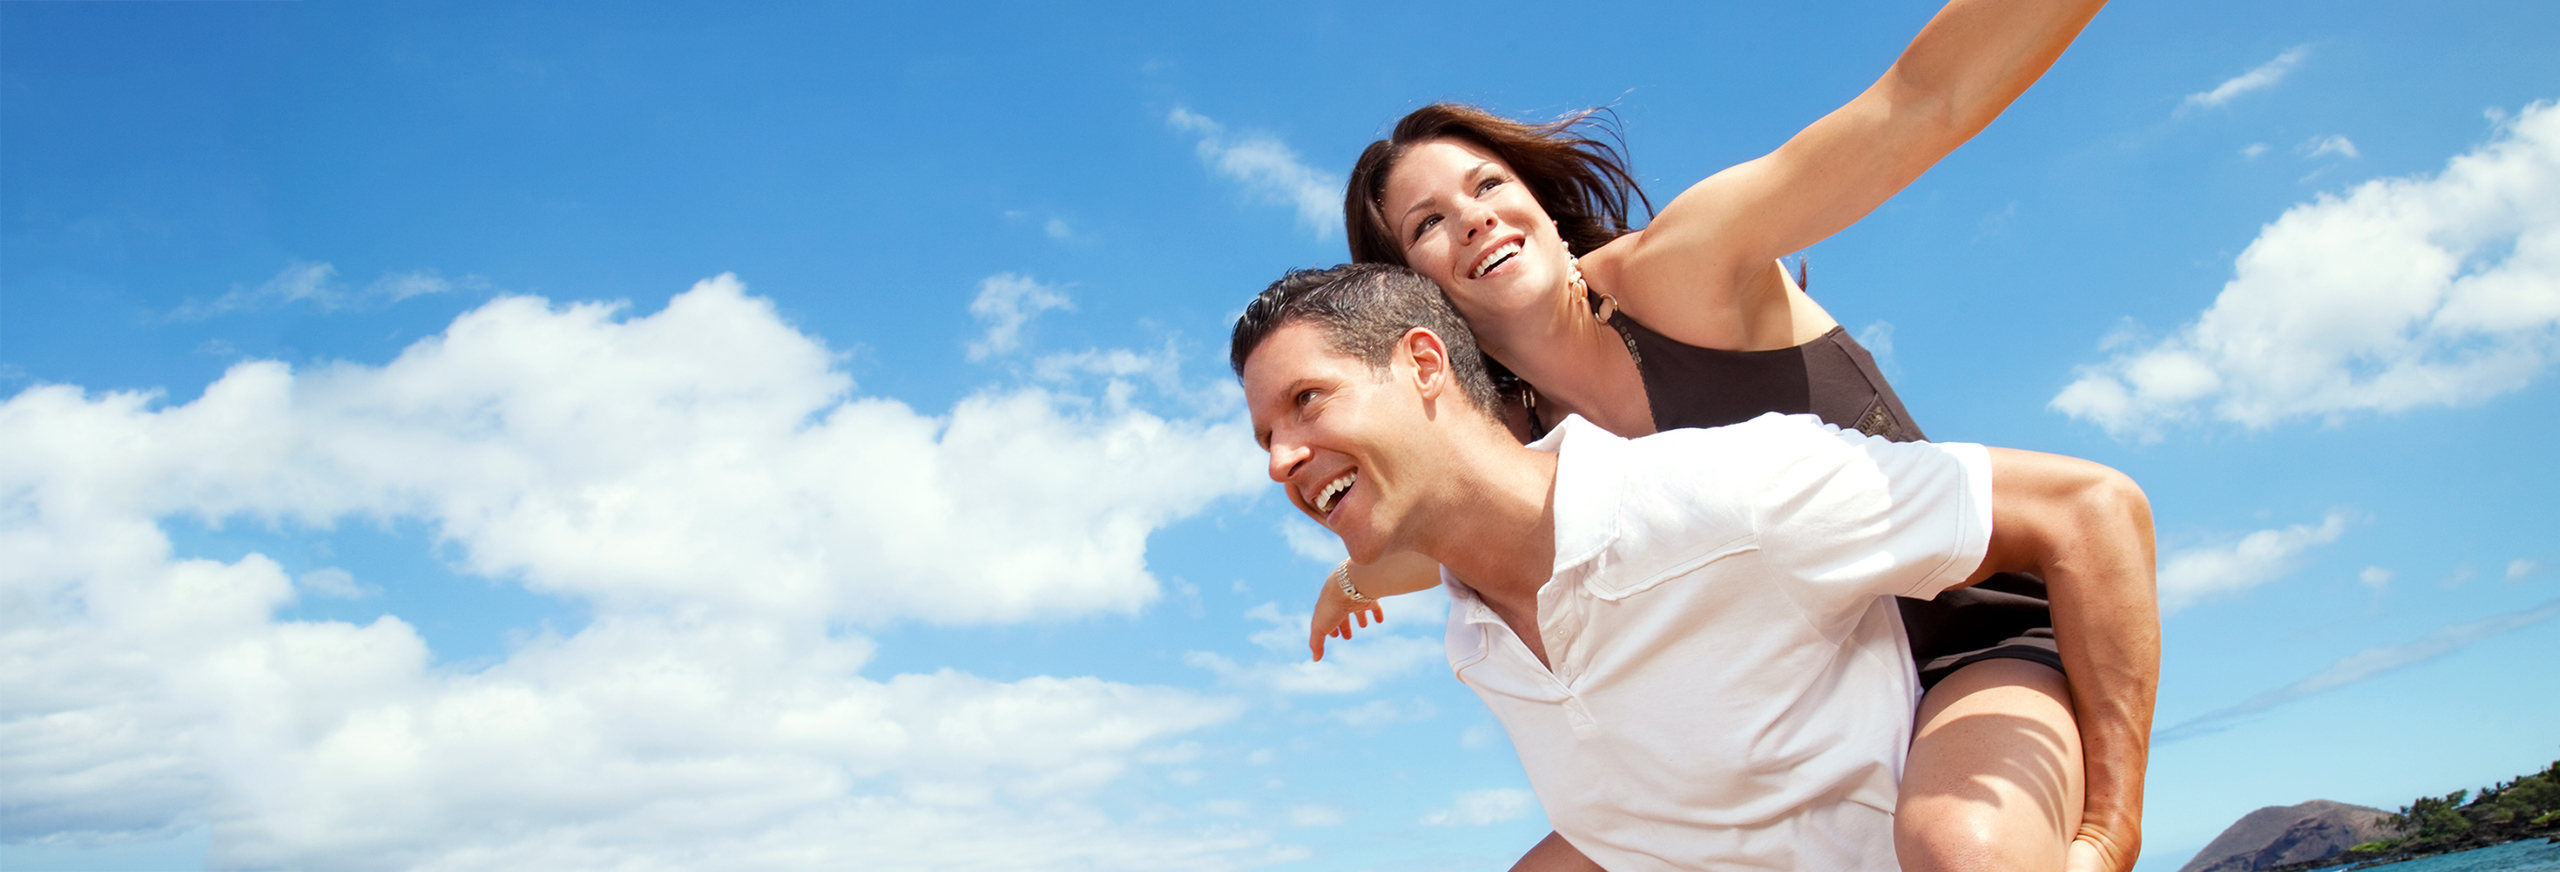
[1316,471,1357,513]
[1472,241,1523,279]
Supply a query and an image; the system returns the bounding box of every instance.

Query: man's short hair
[1229,263,1503,417]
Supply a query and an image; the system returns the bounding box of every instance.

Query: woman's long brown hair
[1344,103,1654,267]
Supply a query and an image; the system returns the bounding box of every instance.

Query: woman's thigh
[1896,658,2083,872]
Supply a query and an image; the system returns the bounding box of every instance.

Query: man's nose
[1267,437,1310,484]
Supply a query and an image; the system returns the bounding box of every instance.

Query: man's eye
[1295,389,1320,407]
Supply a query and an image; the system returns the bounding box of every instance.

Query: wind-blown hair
[1344,103,1653,267]
[1229,263,1503,418]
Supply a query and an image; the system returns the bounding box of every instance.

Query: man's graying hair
[1229,263,1503,417]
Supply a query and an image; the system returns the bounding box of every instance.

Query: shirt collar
[1532,414,1625,580]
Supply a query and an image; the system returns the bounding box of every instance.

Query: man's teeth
[1472,241,1523,279]
[1316,472,1357,514]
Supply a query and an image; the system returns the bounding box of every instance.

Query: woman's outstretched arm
[1596,0,2108,350]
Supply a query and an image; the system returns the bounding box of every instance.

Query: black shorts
[1898,571,2066,691]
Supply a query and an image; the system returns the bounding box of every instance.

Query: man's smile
[1314,470,1358,517]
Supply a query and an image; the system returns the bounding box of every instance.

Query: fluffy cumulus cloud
[0,276,1284,869]
[1167,108,1343,236]
[2156,511,2355,614]
[2054,102,2560,440]
[969,273,1074,360]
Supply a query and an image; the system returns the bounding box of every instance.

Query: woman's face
[1378,137,1573,350]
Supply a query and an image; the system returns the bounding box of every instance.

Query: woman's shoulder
[1601,253,1825,352]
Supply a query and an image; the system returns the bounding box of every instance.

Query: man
[1231,263,2158,871]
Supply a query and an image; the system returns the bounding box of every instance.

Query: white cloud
[2156,511,2354,614]
[2242,143,2270,159]
[2301,134,2362,160]
[1287,804,1346,827]
[2510,559,2540,581]
[1240,602,1304,654]
[2182,46,2310,113]
[1167,108,1343,236]
[1420,789,1534,827]
[1326,697,1436,727]
[1277,516,1346,563]
[2441,564,2478,589]
[1855,321,1900,380]
[2358,566,2393,594]
[1184,636,1441,696]
[2054,101,2560,440]
[0,275,1284,868]
[170,260,471,320]
[1025,339,1240,420]
[297,567,373,600]
[1185,591,1446,694]
[967,272,1074,360]
[2155,595,2560,743]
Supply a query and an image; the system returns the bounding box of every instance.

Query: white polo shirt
[1443,413,1992,872]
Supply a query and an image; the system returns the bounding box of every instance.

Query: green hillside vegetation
[2322,760,2560,868]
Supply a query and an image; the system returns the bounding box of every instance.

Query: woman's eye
[1411,215,1440,241]
[1477,177,1504,194]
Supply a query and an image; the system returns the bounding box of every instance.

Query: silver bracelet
[1332,559,1373,602]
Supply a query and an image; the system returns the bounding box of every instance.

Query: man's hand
[2067,822,2140,872]
[1979,447,2157,872]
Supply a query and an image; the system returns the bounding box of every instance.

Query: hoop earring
[1568,253,1618,323]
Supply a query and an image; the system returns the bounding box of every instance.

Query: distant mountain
[2178,799,2398,872]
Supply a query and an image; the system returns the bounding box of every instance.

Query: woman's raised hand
[1309,574,1386,662]
[1304,550,1446,661]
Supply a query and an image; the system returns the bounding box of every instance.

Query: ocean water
[2306,839,2560,872]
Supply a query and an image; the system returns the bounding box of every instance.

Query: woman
[1304,1,2150,871]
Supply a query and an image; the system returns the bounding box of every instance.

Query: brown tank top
[1605,315,1926,442]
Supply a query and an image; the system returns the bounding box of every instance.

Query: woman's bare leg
[1897,658,2084,872]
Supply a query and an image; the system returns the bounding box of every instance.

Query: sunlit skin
[1310,0,2153,868]
[1243,310,2156,872]
[1243,323,1426,567]
[1243,321,1559,663]
[1377,138,1659,439]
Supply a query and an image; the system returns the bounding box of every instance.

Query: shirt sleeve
[1723,413,1993,612]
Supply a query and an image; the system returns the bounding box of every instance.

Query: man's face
[1241,321,1435,563]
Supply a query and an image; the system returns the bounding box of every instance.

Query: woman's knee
[1898,659,2083,872]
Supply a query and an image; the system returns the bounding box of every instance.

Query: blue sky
[3,1,2555,870]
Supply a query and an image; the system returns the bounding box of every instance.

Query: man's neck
[1411,437,1559,603]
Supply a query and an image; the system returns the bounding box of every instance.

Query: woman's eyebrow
[1396,193,1441,225]
[1399,161,1504,223]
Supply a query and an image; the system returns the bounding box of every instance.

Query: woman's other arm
[1975,448,2159,872]
[1308,549,1444,660]
[1598,0,2107,350]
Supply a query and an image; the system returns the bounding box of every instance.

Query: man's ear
[1398,326,1454,401]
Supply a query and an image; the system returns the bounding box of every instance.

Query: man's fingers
[2066,834,2129,872]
